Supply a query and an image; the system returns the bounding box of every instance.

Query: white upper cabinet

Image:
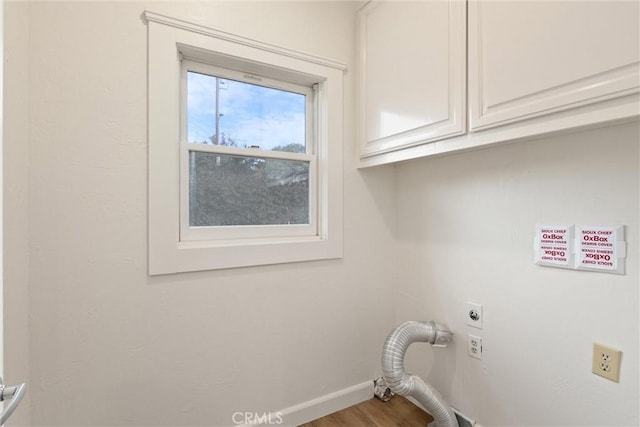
[469,1,640,131]
[358,0,466,161]
[358,0,639,167]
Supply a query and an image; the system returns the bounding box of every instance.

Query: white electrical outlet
[592,343,622,382]
[468,335,482,360]
[466,302,483,329]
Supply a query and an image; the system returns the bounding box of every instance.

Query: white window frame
[180,61,318,242]
[145,11,345,275]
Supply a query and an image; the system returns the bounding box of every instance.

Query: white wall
[394,122,639,426]
[5,2,639,427]
[8,2,396,425]
[3,1,30,425]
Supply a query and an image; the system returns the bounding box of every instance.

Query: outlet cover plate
[468,334,482,360]
[592,343,622,382]
[466,302,483,329]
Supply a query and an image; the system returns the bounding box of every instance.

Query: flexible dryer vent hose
[381,321,459,427]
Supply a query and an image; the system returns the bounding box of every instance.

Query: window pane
[187,71,306,154]
[189,151,310,227]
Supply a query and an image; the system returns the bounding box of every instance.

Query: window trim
[145,11,345,275]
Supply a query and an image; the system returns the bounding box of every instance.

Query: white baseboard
[241,381,373,427]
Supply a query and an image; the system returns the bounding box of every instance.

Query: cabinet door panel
[469,1,640,131]
[358,0,466,158]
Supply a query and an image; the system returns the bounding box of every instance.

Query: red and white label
[535,225,571,266]
[577,227,617,270]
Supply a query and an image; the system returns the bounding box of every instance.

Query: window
[145,11,345,274]
[181,62,317,241]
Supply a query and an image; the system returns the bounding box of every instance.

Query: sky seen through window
[187,72,307,153]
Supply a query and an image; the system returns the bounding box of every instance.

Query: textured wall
[20,2,396,425]
[394,122,639,426]
[9,2,638,427]
[3,1,31,425]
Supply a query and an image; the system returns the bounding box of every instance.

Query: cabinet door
[358,0,466,160]
[469,1,640,131]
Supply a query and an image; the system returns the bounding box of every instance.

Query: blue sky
[187,72,306,152]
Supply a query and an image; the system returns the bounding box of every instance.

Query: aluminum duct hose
[381,321,458,427]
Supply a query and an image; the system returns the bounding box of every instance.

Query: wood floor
[298,396,434,427]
